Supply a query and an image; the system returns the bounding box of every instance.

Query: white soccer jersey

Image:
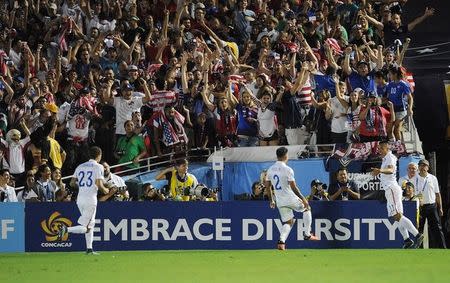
[266,161,299,207]
[74,159,104,205]
[257,107,277,138]
[380,151,398,190]
[67,113,91,140]
[113,97,143,135]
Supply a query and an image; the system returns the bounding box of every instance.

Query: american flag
[147,64,162,77]
[296,79,312,106]
[147,90,177,113]
[58,21,71,52]
[405,72,415,93]
[228,75,246,83]
[152,110,186,146]
[325,38,342,55]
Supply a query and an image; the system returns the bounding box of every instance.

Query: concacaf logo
[41,212,73,241]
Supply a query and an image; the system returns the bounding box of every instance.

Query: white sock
[85,228,94,250]
[68,225,87,234]
[398,225,409,240]
[279,223,293,243]
[303,210,312,237]
[399,216,419,237]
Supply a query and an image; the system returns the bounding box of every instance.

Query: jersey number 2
[273,175,282,190]
[78,171,93,187]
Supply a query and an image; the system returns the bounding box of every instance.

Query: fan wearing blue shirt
[386,66,413,141]
[343,48,376,94]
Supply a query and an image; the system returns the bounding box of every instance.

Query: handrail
[60,147,213,180]
[13,139,420,192]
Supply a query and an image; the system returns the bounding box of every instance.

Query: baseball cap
[128,65,138,72]
[357,60,369,67]
[196,3,206,10]
[130,16,140,22]
[354,87,365,94]
[80,87,90,94]
[418,159,429,166]
[122,83,134,90]
[404,181,414,188]
[44,103,59,114]
[368,91,377,98]
[311,179,323,187]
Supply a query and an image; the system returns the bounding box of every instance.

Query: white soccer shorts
[278,200,307,223]
[77,202,97,229]
[384,185,404,217]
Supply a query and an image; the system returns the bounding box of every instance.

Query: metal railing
[58,148,213,181]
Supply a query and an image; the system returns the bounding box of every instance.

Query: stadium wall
[21,201,417,252]
[0,203,25,253]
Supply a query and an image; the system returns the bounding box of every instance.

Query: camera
[183,184,209,198]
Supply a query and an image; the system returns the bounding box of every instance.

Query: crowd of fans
[0,0,435,202]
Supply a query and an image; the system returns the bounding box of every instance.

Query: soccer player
[58,146,109,255]
[265,147,318,250]
[371,141,423,249]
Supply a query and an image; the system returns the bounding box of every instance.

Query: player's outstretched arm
[371,165,394,176]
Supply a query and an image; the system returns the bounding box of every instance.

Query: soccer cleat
[277,241,286,250]
[57,224,68,241]
[304,234,319,241]
[86,249,100,255]
[413,233,424,249]
[402,238,414,249]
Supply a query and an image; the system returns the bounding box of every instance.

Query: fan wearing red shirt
[358,92,395,142]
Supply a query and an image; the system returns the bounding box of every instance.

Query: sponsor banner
[26,201,416,252]
[0,203,25,253]
[347,173,381,200]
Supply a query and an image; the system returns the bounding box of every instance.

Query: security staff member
[414,159,446,248]
[156,159,198,201]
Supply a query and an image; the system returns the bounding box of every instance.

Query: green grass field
[1,250,449,283]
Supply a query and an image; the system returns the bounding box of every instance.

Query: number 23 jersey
[74,159,104,205]
[266,161,299,207]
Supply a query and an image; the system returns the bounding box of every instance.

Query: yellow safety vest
[169,170,195,201]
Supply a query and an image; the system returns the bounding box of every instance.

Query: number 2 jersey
[74,159,104,205]
[266,161,299,207]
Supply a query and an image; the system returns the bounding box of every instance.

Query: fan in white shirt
[0,169,17,202]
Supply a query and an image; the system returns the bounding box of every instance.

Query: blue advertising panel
[0,203,25,253]
[223,159,329,200]
[25,201,417,252]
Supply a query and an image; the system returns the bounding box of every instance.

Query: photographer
[155,159,198,201]
[402,181,418,201]
[307,179,329,201]
[141,183,165,201]
[251,170,270,200]
[328,168,360,201]
[98,161,129,201]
